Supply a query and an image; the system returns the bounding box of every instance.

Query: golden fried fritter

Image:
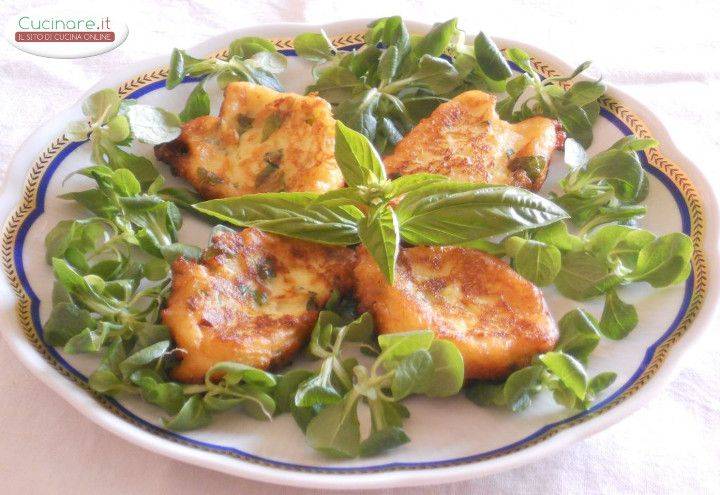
[154,82,343,198]
[353,245,558,380]
[383,90,562,191]
[163,228,355,383]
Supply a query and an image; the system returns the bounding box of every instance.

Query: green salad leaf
[179,81,211,122]
[293,31,337,63]
[504,236,562,287]
[554,137,656,232]
[473,31,512,81]
[165,35,288,118]
[64,89,178,187]
[599,290,639,339]
[466,349,614,412]
[497,49,604,148]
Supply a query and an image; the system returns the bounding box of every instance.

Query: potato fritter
[154,82,343,198]
[383,90,561,191]
[353,245,558,380]
[163,228,355,383]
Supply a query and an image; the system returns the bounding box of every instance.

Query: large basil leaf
[334,121,387,185]
[194,193,362,245]
[396,183,568,245]
[358,207,400,283]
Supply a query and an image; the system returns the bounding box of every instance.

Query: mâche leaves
[179,81,211,122]
[504,236,562,287]
[124,104,181,145]
[44,301,96,346]
[473,32,512,81]
[555,137,654,232]
[628,233,693,287]
[229,37,278,58]
[382,55,462,95]
[65,89,167,186]
[414,18,458,58]
[390,350,434,399]
[555,250,624,300]
[42,145,291,433]
[467,349,610,412]
[293,31,337,63]
[360,426,410,457]
[496,48,604,147]
[306,395,362,458]
[165,36,287,120]
[164,396,213,431]
[539,352,588,400]
[556,308,602,363]
[599,290,638,339]
[295,305,463,458]
[294,17,534,154]
[423,339,465,397]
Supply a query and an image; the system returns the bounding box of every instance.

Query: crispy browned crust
[383,91,561,191]
[154,82,343,199]
[163,228,356,383]
[353,245,558,380]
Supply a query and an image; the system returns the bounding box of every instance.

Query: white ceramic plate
[1,20,718,490]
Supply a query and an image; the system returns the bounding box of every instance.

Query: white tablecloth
[1,0,718,493]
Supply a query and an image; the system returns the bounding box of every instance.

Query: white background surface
[1,0,718,493]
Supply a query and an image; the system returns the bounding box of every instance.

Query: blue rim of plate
[2,40,704,474]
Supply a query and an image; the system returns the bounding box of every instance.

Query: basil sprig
[195,121,568,283]
[165,36,288,121]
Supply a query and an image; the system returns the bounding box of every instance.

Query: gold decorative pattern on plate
[0,32,708,474]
